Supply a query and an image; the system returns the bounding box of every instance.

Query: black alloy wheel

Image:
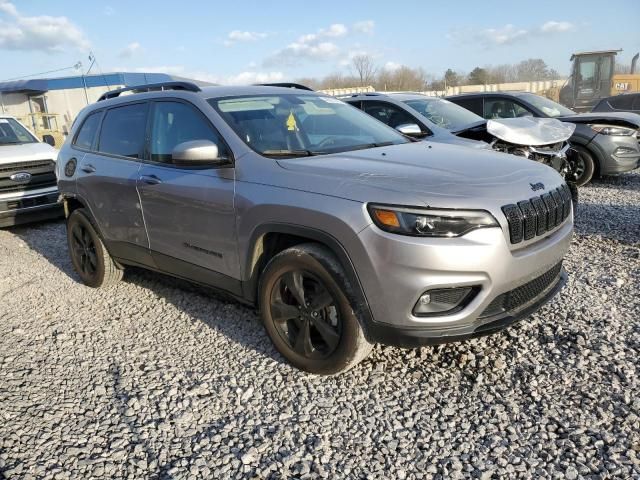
[70,222,98,278]
[269,270,342,360]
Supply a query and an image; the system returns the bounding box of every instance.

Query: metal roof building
[0,72,176,138]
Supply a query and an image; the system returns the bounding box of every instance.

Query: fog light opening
[412,286,478,317]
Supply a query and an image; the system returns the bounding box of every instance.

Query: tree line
[297,55,567,91]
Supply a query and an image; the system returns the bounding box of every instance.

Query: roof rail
[255,82,314,91]
[336,92,383,98]
[97,81,201,101]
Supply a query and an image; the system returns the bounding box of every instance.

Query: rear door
[136,99,239,289]
[75,102,150,261]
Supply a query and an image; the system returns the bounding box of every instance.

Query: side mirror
[43,134,56,147]
[171,140,228,166]
[395,123,423,137]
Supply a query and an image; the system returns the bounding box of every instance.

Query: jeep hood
[0,142,58,164]
[555,111,640,129]
[276,141,563,206]
[486,117,575,146]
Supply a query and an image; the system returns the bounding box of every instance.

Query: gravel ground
[0,172,638,480]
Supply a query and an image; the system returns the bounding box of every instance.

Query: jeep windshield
[403,98,485,133]
[0,118,38,145]
[210,94,409,157]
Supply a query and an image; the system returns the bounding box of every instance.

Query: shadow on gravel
[121,267,289,368]
[10,221,287,368]
[574,202,640,245]
[7,218,77,278]
[588,172,640,192]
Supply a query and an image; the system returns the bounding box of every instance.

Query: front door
[136,100,239,291]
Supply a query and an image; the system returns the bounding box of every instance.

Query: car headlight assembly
[367,204,498,237]
[589,124,637,136]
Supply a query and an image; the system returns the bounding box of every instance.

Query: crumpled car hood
[275,141,563,206]
[555,111,640,129]
[487,117,576,146]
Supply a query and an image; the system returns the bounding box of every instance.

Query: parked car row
[2,81,638,374]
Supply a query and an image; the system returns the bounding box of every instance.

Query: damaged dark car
[344,93,580,189]
[447,91,640,186]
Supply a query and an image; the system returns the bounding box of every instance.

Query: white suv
[0,115,62,227]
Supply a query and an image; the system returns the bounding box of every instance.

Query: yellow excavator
[559,49,639,112]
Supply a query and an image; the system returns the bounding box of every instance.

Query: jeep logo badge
[530,182,544,192]
[9,172,32,184]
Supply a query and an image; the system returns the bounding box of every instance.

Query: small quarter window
[73,111,102,150]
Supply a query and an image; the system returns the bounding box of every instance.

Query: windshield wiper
[344,141,396,152]
[0,141,22,145]
[261,149,318,157]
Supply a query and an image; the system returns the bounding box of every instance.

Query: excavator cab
[560,49,640,112]
[560,50,619,112]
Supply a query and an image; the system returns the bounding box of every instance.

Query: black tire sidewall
[259,247,366,375]
[66,210,107,288]
[573,146,595,187]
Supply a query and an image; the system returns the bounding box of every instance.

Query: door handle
[140,174,162,185]
[81,164,96,174]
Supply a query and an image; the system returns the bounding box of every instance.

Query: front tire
[66,208,123,288]
[258,244,373,375]
[572,145,596,187]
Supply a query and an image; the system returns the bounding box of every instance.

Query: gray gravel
[1,172,639,480]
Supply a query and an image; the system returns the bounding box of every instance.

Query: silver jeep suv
[56,82,573,374]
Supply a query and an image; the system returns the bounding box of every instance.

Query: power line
[1,65,81,82]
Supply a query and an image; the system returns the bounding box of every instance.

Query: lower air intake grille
[480,262,563,318]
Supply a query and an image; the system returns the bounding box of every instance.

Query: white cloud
[103,6,115,16]
[449,19,575,48]
[479,24,529,45]
[540,20,574,33]
[0,1,90,52]
[0,1,17,16]
[263,23,349,67]
[118,41,142,58]
[383,61,402,71]
[353,20,375,34]
[121,65,284,85]
[224,30,268,46]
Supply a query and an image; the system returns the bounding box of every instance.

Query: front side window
[362,101,419,129]
[483,99,531,119]
[516,93,575,118]
[404,98,483,132]
[98,103,147,158]
[150,101,228,163]
[0,118,37,145]
[73,111,102,150]
[210,94,408,157]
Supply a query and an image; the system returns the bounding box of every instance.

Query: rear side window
[98,103,147,158]
[149,101,228,163]
[73,111,102,150]
[449,97,483,116]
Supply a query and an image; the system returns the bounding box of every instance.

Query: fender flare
[244,223,376,338]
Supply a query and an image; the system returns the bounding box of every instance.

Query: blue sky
[1,0,639,84]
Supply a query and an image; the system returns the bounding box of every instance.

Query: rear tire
[66,208,123,288]
[572,145,595,187]
[258,243,373,375]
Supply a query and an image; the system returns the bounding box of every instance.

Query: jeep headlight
[367,204,498,237]
[589,124,637,136]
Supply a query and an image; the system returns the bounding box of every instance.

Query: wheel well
[64,197,85,216]
[248,232,318,299]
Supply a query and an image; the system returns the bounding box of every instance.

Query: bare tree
[351,54,377,86]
